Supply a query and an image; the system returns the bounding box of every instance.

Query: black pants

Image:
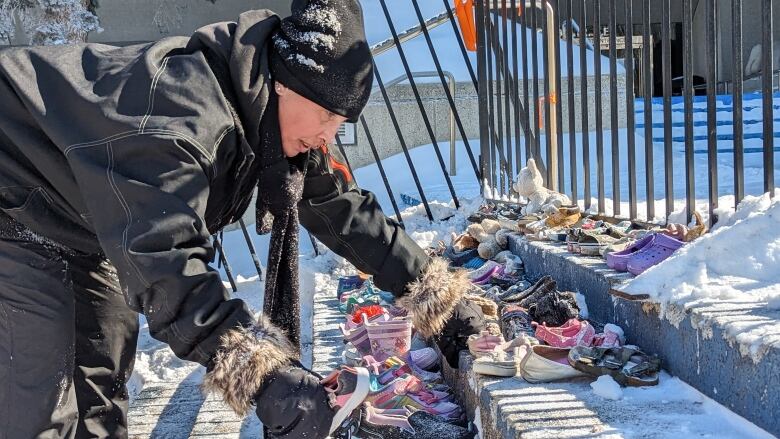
[0,231,138,438]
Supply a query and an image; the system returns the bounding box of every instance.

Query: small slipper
[578,232,618,256]
[568,346,660,387]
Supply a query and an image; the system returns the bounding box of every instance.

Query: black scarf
[255,91,308,350]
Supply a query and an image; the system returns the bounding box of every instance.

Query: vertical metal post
[487,2,499,192]
[566,0,578,202]
[477,0,492,191]
[493,5,507,195]
[521,0,532,162]
[683,0,696,222]
[732,0,745,207]
[642,0,654,220]
[213,234,237,292]
[662,0,674,219]
[512,0,522,173]
[706,0,718,225]
[502,1,514,183]
[541,0,553,188]
[762,0,775,196]
[531,0,541,163]
[580,0,591,210]
[552,0,565,192]
[593,0,606,214]
[608,0,620,216]
[625,0,637,220]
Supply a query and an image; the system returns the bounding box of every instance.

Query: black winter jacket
[0,10,428,368]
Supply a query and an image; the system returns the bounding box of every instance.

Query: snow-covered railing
[476,0,778,226]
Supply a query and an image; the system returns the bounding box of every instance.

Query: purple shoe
[626,233,684,275]
[605,234,655,272]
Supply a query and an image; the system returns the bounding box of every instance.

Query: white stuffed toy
[513,159,571,216]
[466,219,515,259]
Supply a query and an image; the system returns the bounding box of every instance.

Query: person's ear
[275,81,289,97]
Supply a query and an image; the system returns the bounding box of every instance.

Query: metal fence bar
[357,117,405,226]
[642,0,654,220]
[512,0,522,173]
[706,0,718,225]
[608,0,620,216]
[541,0,553,188]
[580,0,591,209]
[625,0,637,220]
[662,0,674,219]
[762,0,775,196]
[379,0,461,208]
[238,218,263,280]
[334,135,356,182]
[565,0,577,202]
[213,234,237,292]
[477,0,492,190]
[732,0,745,207]
[683,0,696,222]
[493,7,507,196]
[442,0,478,91]
[373,65,434,221]
[486,1,499,191]
[411,0,480,181]
[502,2,514,182]
[521,0,532,162]
[593,0,606,214]
[553,0,565,192]
[531,0,541,163]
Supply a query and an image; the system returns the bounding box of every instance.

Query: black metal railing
[476,0,778,225]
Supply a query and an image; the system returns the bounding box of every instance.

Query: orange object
[455,0,477,52]
[321,144,353,183]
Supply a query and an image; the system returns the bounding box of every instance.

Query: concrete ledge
[506,235,780,437]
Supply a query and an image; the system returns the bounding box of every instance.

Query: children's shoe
[594,323,625,348]
[365,315,413,362]
[341,313,389,356]
[626,233,684,275]
[605,234,654,272]
[321,367,372,434]
[467,331,505,358]
[533,319,596,348]
[466,260,501,282]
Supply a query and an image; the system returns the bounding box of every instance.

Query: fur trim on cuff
[202,316,297,417]
[398,257,469,338]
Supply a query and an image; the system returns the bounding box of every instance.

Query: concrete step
[505,234,780,437]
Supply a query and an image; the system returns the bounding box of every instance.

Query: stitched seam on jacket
[170,321,197,344]
[65,130,215,179]
[2,187,44,213]
[307,202,373,269]
[210,124,235,177]
[105,141,151,289]
[139,57,170,134]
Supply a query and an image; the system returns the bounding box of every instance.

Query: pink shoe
[626,233,684,275]
[467,331,506,357]
[365,315,413,362]
[534,319,595,348]
[341,313,389,356]
[593,323,625,348]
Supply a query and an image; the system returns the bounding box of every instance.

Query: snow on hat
[270,0,373,123]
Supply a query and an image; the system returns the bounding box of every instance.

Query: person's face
[276,81,348,157]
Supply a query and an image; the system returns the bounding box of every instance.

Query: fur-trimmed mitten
[398,258,486,367]
[203,316,298,417]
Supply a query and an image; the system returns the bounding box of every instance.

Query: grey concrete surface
[506,235,780,437]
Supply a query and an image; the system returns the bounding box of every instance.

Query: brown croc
[546,206,582,229]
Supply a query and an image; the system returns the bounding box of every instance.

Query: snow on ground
[621,190,780,363]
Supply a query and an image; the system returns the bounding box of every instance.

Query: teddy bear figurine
[513,158,571,216]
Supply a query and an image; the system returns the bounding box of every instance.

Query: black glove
[435,298,487,368]
[254,363,335,438]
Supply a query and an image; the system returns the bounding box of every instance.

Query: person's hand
[254,363,335,438]
[399,258,486,368]
[435,298,486,368]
